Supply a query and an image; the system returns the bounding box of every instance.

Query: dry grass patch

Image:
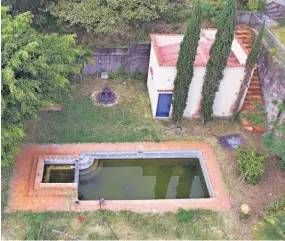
[2,210,229,240]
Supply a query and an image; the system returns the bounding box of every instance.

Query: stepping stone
[101,72,109,79]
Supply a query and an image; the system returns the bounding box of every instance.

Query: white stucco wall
[147,41,247,118]
[183,68,207,117]
[212,67,245,117]
[154,66,176,90]
[147,44,160,117]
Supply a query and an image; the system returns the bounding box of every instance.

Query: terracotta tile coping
[35,155,78,190]
[10,142,231,212]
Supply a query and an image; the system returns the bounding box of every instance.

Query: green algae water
[42,165,75,183]
[78,158,210,200]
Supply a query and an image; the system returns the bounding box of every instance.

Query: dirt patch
[216,140,285,239]
[40,104,63,112]
[165,120,285,239]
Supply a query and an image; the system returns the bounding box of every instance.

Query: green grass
[24,77,160,144]
[271,27,285,46]
[1,166,14,211]
[1,210,228,240]
[2,76,247,240]
[24,76,242,144]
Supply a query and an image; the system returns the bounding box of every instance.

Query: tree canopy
[1,7,86,166]
[201,0,237,123]
[172,0,202,122]
[47,0,169,33]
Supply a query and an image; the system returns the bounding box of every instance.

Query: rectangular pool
[78,158,210,200]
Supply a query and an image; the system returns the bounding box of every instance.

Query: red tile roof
[150,33,245,67]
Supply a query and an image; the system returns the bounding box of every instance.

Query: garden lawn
[271,27,285,46]
[2,209,228,240]
[24,76,159,144]
[4,76,285,240]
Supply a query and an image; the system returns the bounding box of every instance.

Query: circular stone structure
[96,84,116,105]
[91,84,119,107]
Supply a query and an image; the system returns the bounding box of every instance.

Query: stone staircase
[235,24,267,133]
[266,1,285,21]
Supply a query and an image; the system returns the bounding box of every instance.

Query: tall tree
[172,0,202,122]
[1,7,86,166]
[47,0,169,33]
[232,22,265,117]
[201,0,237,123]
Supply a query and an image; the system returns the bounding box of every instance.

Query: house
[147,29,252,118]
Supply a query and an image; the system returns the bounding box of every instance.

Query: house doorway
[156,93,172,117]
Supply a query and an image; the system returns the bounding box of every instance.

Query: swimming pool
[79,158,210,200]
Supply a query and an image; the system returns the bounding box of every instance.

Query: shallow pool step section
[80,161,104,182]
[78,154,95,170]
[78,150,203,168]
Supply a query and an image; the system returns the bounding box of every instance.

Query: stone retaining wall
[83,43,151,75]
[237,11,285,124]
[258,46,285,123]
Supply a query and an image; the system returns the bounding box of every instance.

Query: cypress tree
[172,0,202,122]
[232,22,265,116]
[201,0,237,123]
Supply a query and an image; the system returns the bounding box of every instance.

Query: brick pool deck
[9,142,231,212]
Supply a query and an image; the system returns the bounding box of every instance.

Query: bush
[278,20,285,27]
[254,211,285,240]
[109,66,146,81]
[257,0,266,13]
[237,146,268,184]
[162,3,192,23]
[265,198,285,215]
[248,0,258,11]
[262,132,285,170]
[253,199,285,240]
[201,0,224,20]
[254,198,285,239]
[172,23,181,31]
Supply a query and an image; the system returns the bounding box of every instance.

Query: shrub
[262,132,285,170]
[254,211,285,239]
[162,3,192,23]
[47,0,169,33]
[132,68,145,81]
[269,47,278,59]
[254,198,285,239]
[278,20,285,27]
[172,23,181,31]
[109,66,146,81]
[257,0,266,13]
[201,0,224,20]
[237,146,268,184]
[265,198,285,215]
[248,0,258,11]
